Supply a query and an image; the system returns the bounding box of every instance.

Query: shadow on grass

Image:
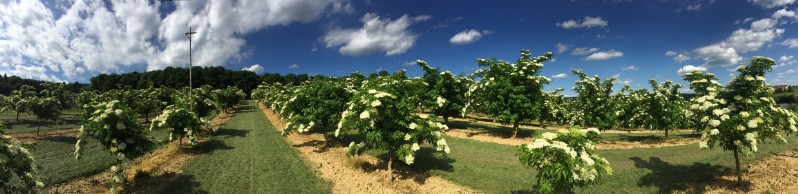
[130,172,209,194]
[234,104,255,113]
[446,120,539,139]
[183,139,234,155]
[214,128,249,138]
[42,135,77,144]
[630,156,744,193]
[612,133,701,143]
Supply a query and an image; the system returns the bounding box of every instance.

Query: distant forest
[0,74,87,95]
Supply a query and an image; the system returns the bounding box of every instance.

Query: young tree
[150,104,216,146]
[517,126,612,193]
[280,79,351,139]
[10,85,36,120]
[570,70,618,130]
[1,122,45,193]
[464,50,553,138]
[335,76,451,180]
[431,69,470,125]
[212,86,246,114]
[75,100,155,193]
[683,57,798,185]
[29,97,61,122]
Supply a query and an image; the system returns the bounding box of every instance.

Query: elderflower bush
[540,88,570,126]
[431,69,470,124]
[1,123,45,193]
[280,79,351,136]
[517,126,612,193]
[464,50,553,138]
[570,70,619,130]
[615,80,689,136]
[150,105,215,146]
[683,56,798,184]
[336,76,450,166]
[76,100,154,193]
[212,86,246,113]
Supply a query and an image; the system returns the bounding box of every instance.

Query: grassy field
[161,101,331,193]
[408,134,798,193]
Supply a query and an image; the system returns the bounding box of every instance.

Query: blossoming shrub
[517,126,612,193]
[280,79,351,136]
[212,86,246,114]
[615,80,688,136]
[75,100,155,193]
[150,105,215,146]
[683,56,798,185]
[431,69,470,124]
[1,122,45,193]
[570,70,618,130]
[335,76,450,179]
[464,50,553,138]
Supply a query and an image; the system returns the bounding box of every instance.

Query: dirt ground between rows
[43,111,233,194]
[259,103,473,194]
[679,151,798,194]
[446,127,700,149]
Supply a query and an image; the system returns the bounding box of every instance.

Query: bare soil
[679,151,798,194]
[10,128,80,143]
[446,127,699,149]
[260,103,474,194]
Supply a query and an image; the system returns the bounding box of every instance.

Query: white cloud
[623,65,639,70]
[556,16,608,29]
[777,55,797,68]
[585,50,623,60]
[402,61,416,66]
[748,0,796,9]
[694,44,744,67]
[289,64,300,69]
[677,65,708,74]
[780,55,794,62]
[555,43,571,53]
[571,47,600,55]
[665,50,691,62]
[551,73,568,78]
[686,4,702,11]
[782,38,798,48]
[324,13,428,56]
[772,8,796,19]
[750,18,777,31]
[449,29,491,45]
[0,0,350,82]
[242,64,264,73]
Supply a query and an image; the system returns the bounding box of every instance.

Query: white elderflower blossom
[541,132,558,140]
[720,115,730,121]
[737,125,746,131]
[709,120,721,127]
[700,141,708,149]
[712,109,723,116]
[710,129,719,135]
[404,154,415,165]
[405,133,412,141]
[359,111,370,119]
[371,100,382,107]
[585,128,601,134]
[409,122,417,130]
[580,151,595,166]
[411,143,420,151]
[436,96,447,107]
[740,111,749,117]
[747,120,758,128]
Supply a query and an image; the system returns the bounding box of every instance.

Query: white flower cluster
[436,96,447,107]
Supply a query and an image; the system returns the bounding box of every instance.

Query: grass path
[169,100,331,193]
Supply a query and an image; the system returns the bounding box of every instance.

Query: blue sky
[1,0,798,95]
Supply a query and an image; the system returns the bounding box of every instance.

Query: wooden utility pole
[186,26,196,111]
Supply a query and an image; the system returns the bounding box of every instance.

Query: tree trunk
[387,157,393,182]
[145,113,149,123]
[16,111,20,120]
[734,147,743,186]
[443,116,449,125]
[511,119,521,139]
[665,128,669,139]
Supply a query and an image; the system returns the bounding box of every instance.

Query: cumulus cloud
[571,47,599,55]
[623,65,639,70]
[556,16,608,29]
[555,43,571,54]
[693,9,785,67]
[0,0,350,82]
[324,13,429,56]
[686,4,702,11]
[677,65,708,74]
[772,8,796,19]
[449,29,491,45]
[777,55,796,68]
[782,38,798,48]
[242,64,264,73]
[289,64,300,69]
[665,51,691,62]
[585,50,623,60]
[551,73,568,78]
[748,0,795,9]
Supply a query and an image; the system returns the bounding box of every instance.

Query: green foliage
[336,76,450,165]
[464,50,553,137]
[150,105,215,146]
[615,80,689,133]
[517,127,612,193]
[540,88,569,125]
[10,85,36,119]
[280,79,351,135]
[29,96,61,121]
[570,70,618,130]
[212,86,246,113]
[432,70,470,124]
[1,122,45,193]
[683,56,798,184]
[76,100,155,193]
